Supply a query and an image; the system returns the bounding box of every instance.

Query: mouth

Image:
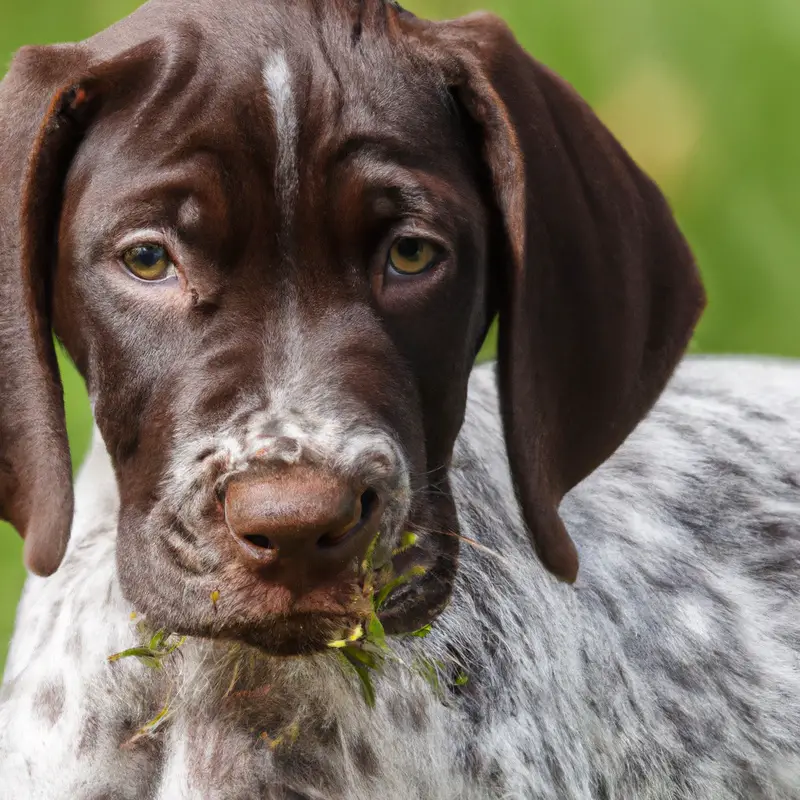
[111,540,456,715]
[229,534,440,657]
[120,493,461,660]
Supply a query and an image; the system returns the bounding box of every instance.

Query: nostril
[243,534,274,550]
[359,488,379,522]
[316,488,380,550]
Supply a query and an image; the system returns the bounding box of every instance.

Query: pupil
[137,246,162,268]
[397,238,421,260]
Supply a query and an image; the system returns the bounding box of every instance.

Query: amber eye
[121,244,176,282]
[388,238,441,275]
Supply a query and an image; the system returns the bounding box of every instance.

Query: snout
[118,420,436,656]
[222,466,384,591]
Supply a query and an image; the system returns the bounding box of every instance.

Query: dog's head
[0,0,704,655]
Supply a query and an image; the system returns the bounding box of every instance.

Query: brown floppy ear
[0,44,101,576]
[0,38,162,576]
[410,13,706,582]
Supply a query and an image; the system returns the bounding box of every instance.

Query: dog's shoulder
[445,356,800,798]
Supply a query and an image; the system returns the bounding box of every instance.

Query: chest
[0,551,473,800]
[1,657,471,800]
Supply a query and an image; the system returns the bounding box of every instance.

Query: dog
[1,0,799,797]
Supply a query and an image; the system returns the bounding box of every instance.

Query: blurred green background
[0,0,798,669]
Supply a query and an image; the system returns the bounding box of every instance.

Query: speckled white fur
[2,356,800,799]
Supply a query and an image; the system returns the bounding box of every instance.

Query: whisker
[423,529,514,568]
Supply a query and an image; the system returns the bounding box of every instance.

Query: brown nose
[223,466,383,585]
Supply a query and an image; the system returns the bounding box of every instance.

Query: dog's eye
[122,244,176,282]
[388,238,440,275]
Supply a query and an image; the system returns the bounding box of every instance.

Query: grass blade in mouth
[330,532,467,709]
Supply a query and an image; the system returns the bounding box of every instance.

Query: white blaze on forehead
[263,50,299,226]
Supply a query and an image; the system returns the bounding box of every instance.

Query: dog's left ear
[404,12,706,582]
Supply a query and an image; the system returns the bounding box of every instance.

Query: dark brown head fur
[0,0,704,654]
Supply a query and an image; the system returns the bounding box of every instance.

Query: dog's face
[54,10,490,652]
[0,0,705,656]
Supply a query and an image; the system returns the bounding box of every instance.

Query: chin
[228,615,361,657]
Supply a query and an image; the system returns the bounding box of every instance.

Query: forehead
[68,0,468,237]
[87,0,456,154]
[67,0,471,264]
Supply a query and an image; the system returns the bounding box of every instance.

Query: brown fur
[0,0,703,645]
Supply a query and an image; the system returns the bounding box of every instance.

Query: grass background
[0,0,798,669]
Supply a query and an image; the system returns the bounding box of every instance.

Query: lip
[204,549,437,657]
[127,560,442,660]
[225,612,362,657]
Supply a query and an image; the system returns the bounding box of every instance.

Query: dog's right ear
[0,39,162,576]
[0,44,97,577]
